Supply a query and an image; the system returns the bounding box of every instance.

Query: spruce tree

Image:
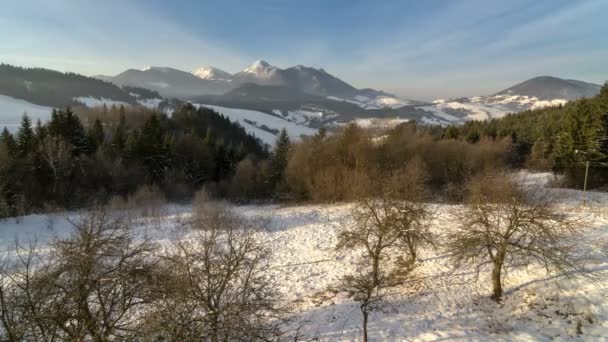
[16,114,34,157]
[88,119,104,150]
[0,128,17,156]
[112,111,128,152]
[269,129,290,191]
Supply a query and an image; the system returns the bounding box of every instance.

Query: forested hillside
[443,83,608,188]
[0,64,137,107]
[0,104,266,216]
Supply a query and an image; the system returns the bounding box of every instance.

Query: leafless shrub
[106,184,167,228]
[0,209,157,341]
[447,172,585,301]
[142,199,284,341]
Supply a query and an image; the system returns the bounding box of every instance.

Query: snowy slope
[0,94,54,132]
[192,66,233,81]
[73,96,130,108]
[327,95,411,110]
[1,172,606,340]
[194,104,317,146]
[417,95,569,125]
[415,76,600,125]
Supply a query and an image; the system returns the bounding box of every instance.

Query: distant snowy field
[0,95,54,132]
[1,173,607,340]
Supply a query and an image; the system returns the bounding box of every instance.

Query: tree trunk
[408,241,417,263]
[491,261,503,301]
[362,310,368,342]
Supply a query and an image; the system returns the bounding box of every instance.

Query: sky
[1,0,606,100]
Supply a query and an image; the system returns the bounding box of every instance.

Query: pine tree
[269,129,290,191]
[16,114,34,157]
[88,118,104,150]
[0,128,17,156]
[34,118,47,142]
[112,111,128,152]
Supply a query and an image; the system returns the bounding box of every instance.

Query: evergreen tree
[112,111,128,152]
[0,128,17,156]
[269,129,290,191]
[88,118,105,150]
[34,118,47,143]
[16,114,34,157]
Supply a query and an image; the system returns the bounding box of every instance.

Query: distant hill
[495,76,601,100]
[107,66,231,98]
[0,64,138,108]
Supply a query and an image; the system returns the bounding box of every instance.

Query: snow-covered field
[1,174,607,340]
[0,94,54,132]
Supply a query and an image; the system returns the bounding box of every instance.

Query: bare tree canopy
[447,172,584,301]
[142,195,285,341]
[0,209,156,341]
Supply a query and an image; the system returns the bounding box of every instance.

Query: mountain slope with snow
[413,76,602,125]
[193,104,318,146]
[497,76,601,100]
[103,66,231,98]
[192,66,233,81]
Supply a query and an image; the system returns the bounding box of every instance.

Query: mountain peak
[253,59,269,68]
[192,66,232,80]
[243,60,277,74]
[142,66,165,72]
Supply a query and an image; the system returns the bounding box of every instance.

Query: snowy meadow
[1,174,607,341]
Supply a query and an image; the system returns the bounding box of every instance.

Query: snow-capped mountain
[192,66,233,81]
[232,60,284,85]
[98,60,414,111]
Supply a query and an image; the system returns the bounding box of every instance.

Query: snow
[352,117,409,129]
[241,60,280,79]
[194,104,317,146]
[0,94,54,132]
[192,66,232,81]
[73,96,129,108]
[328,95,410,110]
[419,94,570,125]
[137,98,163,109]
[418,105,461,123]
[2,172,606,340]
[420,101,507,122]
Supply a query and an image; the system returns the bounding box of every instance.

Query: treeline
[0,104,267,217]
[441,83,608,188]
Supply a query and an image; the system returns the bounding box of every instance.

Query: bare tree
[386,156,435,262]
[143,196,284,341]
[336,195,416,342]
[0,209,157,341]
[39,135,72,194]
[447,172,583,301]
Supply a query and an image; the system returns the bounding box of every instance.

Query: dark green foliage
[269,128,290,193]
[0,104,267,216]
[16,114,34,157]
[1,128,17,156]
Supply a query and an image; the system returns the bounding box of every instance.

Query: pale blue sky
[1,0,606,100]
